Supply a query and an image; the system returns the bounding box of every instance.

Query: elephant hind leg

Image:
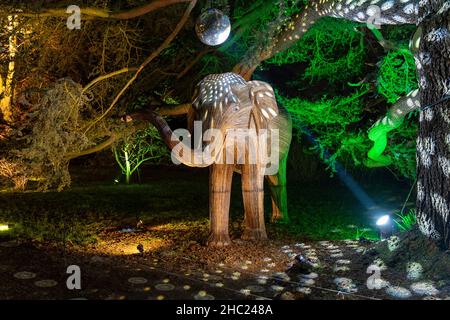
[241,163,267,241]
[208,163,234,247]
[266,154,289,223]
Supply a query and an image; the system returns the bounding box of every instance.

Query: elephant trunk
[123,110,222,168]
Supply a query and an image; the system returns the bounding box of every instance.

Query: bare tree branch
[64,135,117,160]
[83,0,197,134]
[111,0,191,20]
[176,49,213,80]
[156,103,191,116]
[82,67,137,94]
[0,0,192,20]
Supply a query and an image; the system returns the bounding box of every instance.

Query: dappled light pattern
[2,232,450,300]
[1,0,450,303]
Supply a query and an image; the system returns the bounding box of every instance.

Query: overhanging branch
[234,0,418,79]
[64,102,191,161]
[83,0,197,134]
[64,134,117,160]
[0,0,192,19]
[156,103,191,116]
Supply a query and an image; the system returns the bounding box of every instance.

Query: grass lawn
[0,165,412,245]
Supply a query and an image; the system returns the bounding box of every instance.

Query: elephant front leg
[241,164,267,241]
[208,163,234,247]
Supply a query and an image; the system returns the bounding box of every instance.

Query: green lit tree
[255,12,418,178]
[234,0,450,249]
[113,126,167,184]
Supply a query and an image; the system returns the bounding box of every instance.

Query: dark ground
[1,164,448,300]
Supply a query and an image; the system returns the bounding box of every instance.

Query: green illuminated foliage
[394,209,417,232]
[352,227,379,241]
[266,19,419,180]
[277,86,370,172]
[198,54,228,79]
[377,48,418,103]
[113,126,168,184]
[267,17,366,85]
[197,0,306,76]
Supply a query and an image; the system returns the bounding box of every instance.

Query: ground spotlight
[375,214,392,239]
[0,224,10,232]
[376,214,390,226]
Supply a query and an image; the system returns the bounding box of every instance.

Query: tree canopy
[0,0,420,190]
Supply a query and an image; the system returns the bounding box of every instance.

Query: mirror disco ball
[195,9,231,46]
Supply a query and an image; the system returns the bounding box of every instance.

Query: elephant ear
[267,104,292,161]
[247,81,292,161]
[247,80,279,123]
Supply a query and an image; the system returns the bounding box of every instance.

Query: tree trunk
[0,15,17,123]
[125,150,131,184]
[416,1,450,248]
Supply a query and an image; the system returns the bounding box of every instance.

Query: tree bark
[0,15,18,123]
[416,1,450,248]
